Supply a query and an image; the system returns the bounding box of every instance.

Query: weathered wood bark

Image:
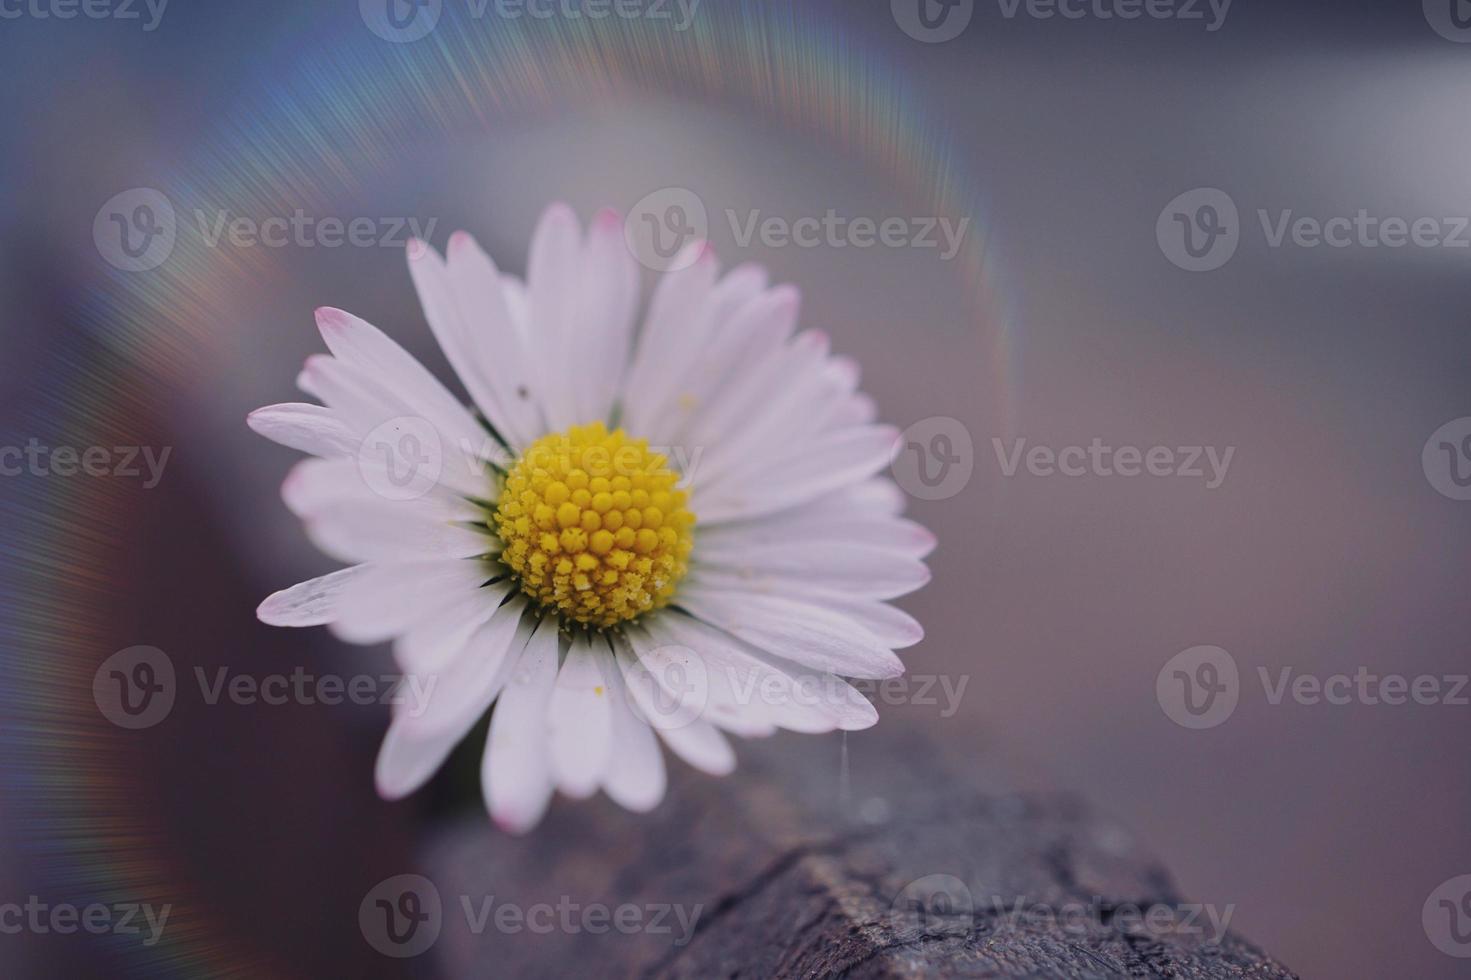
[424,724,1296,979]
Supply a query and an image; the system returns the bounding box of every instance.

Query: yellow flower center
[491,422,696,628]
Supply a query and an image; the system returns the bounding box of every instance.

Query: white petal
[655,717,736,776]
[611,630,718,733]
[676,582,904,680]
[303,503,495,565]
[572,209,640,425]
[799,594,923,650]
[392,588,504,676]
[695,513,936,560]
[598,648,667,812]
[247,403,357,458]
[406,239,534,451]
[826,392,878,429]
[331,561,498,644]
[645,613,877,733]
[623,261,769,440]
[282,457,481,523]
[621,625,775,738]
[483,614,561,834]
[443,233,545,448]
[679,567,924,650]
[642,284,799,449]
[692,543,931,601]
[525,203,584,432]
[373,602,528,802]
[297,353,487,498]
[374,708,471,801]
[682,329,831,485]
[693,425,901,524]
[256,565,367,627]
[620,245,720,435]
[314,306,491,458]
[547,634,613,799]
[401,596,530,738]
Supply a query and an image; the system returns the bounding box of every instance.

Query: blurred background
[2,0,1469,976]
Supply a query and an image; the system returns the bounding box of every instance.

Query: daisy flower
[249,204,933,833]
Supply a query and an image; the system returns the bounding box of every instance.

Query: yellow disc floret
[491,422,696,628]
